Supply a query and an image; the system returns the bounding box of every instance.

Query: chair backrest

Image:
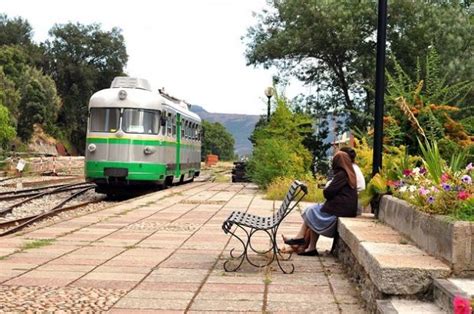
[273,180,308,222]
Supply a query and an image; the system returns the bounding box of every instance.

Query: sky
[2,0,307,115]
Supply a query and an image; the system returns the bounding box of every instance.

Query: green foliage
[460,116,474,134]
[449,149,468,173]
[385,48,472,156]
[451,198,474,221]
[359,173,385,207]
[266,175,324,203]
[17,67,61,140]
[0,44,61,142]
[0,14,33,47]
[245,1,474,131]
[201,120,235,161]
[0,104,16,149]
[43,22,128,154]
[248,92,313,188]
[0,67,20,121]
[418,139,444,184]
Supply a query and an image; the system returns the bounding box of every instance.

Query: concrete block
[379,196,474,274]
[338,217,450,295]
[359,242,450,295]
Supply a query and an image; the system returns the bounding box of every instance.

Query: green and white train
[85,77,201,195]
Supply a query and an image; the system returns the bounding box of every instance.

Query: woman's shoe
[283,237,306,245]
[297,249,319,256]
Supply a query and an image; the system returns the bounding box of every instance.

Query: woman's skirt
[301,204,337,238]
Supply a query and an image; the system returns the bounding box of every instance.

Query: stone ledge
[379,195,473,274]
[338,216,451,295]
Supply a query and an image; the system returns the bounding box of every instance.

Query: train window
[172,117,176,136]
[90,108,120,133]
[167,114,172,136]
[122,109,160,134]
[193,124,198,140]
[161,111,166,135]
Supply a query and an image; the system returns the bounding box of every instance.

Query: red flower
[403,169,412,176]
[453,295,471,314]
[457,191,471,201]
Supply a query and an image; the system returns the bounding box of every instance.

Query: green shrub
[247,138,312,188]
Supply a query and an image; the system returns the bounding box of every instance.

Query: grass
[20,239,55,250]
[265,176,325,202]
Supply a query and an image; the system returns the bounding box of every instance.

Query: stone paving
[0,182,365,313]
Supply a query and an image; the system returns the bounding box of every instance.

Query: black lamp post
[372,0,388,177]
[264,87,274,122]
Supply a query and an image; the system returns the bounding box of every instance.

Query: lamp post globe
[264,87,274,122]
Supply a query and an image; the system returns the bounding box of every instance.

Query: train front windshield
[90,108,120,133]
[122,109,160,134]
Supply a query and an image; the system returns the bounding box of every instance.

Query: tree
[201,120,235,161]
[247,92,313,187]
[245,0,473,131]
[17,67,61,141]
[0,66,20,122]
[0,45,61,141]
[43,23,128,153]
[0,14,34,47]
[0,14,44,66]
[0,104,16,150]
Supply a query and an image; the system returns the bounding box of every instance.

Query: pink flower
[466,163,473,171]
[419,187,429,196]
[453,295,471,314]
[441,173,450,183]
[457,191,471,201]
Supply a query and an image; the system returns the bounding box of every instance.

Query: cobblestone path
[0,182,365,313]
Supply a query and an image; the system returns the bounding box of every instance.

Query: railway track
[0,182,100,236]
[0,169,229,237]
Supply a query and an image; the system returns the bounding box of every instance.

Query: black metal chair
[222,180,308,273]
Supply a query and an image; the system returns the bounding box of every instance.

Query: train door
[176,113,181,178]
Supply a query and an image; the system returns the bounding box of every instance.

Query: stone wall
[379,195,473,276]
[335,237,434,313]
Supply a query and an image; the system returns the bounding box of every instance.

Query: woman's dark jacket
[321,169,358,217]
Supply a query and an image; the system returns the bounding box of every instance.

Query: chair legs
[223,226,294,273]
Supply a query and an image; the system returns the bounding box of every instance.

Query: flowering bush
[391,163,473,217]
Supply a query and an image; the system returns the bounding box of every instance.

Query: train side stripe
[86,137,200,148]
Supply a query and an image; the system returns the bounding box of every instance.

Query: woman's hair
[332,151,357,189]
[339,146,356,163]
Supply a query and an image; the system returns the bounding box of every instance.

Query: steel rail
[0,186,98,236]
[0,183,96,214]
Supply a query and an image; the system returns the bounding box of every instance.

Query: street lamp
[264,87,274,122]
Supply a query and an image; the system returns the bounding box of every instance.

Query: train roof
[88,77,201,122]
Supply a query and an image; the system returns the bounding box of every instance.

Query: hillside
[190,105,260,157]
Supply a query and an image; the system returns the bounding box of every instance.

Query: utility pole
[372,0,388,176]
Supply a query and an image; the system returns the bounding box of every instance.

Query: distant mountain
[190,105,260,156]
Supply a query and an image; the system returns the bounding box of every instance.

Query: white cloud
[2,0,308,115]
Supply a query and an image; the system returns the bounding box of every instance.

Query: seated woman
[282,151,358,256]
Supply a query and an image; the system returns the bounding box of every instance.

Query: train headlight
[144,146,155,155]
[118,90,127,100]
[88,144,97,152]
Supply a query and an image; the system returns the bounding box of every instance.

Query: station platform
[0,182,364,313]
